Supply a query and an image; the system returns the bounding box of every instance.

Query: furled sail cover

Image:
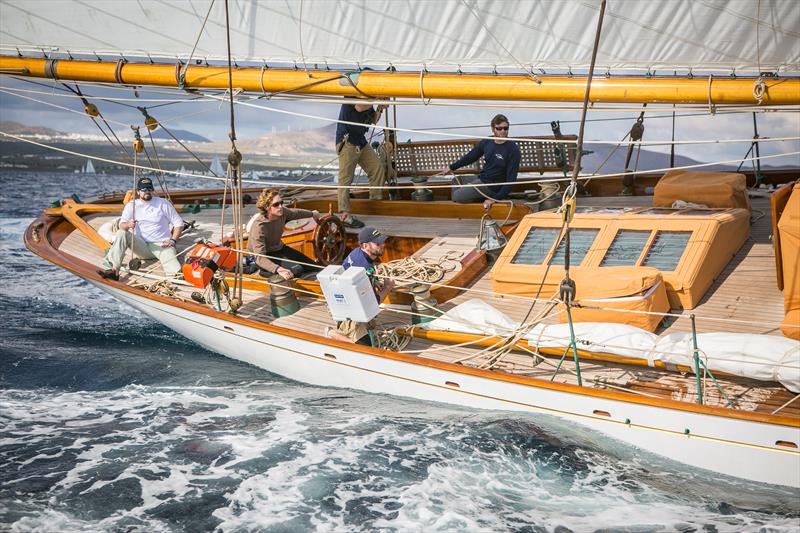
[1,0,798,73]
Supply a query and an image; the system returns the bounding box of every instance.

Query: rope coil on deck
[374,252,463,285]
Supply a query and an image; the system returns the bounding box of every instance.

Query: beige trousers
[102,229,181,274]
[337,142,386,213]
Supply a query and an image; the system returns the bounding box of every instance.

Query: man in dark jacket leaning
[438,114,521,210]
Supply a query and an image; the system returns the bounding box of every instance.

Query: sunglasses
[271,201,284,207]
[494,126,509,131]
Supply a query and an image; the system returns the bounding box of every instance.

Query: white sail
[209,156,224,177]
[1,0,797,73]
[83,159,95,174]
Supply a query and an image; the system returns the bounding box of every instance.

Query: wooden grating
[394,135,578,177]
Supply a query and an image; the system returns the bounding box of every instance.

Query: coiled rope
[374,252,463,285]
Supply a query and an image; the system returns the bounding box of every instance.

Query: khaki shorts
[337,319,374,344]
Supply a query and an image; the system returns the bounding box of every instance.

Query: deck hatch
[511,227,561,265]
[642,231,692,271]
[550,229,600,266]
[600,230,651,266]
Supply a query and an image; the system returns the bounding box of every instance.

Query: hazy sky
[1,75,798,169]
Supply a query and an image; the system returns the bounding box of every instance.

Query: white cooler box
[317,265,379,322]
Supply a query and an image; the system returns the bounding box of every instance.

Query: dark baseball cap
[137,177,155,191]
[358,227,388,245]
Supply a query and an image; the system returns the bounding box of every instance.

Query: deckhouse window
[642,231,692,271]
[511,227,561,264]
[549,229,599,266]
[601,230,651,266]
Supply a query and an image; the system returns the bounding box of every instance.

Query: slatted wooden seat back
[393,135,578,178]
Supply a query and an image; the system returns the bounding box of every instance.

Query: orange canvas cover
[777,184,800,340]
[654,170,750,210]
[182,242,238,289]
[556,267,670,332]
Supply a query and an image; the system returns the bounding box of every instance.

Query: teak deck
[56,196,799,419]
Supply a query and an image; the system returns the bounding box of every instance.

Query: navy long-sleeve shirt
[335,104,377,148]
[449,139,521,200]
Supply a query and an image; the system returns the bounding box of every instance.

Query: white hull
[93,280,800,488]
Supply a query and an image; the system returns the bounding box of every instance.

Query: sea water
[1,171,799,532]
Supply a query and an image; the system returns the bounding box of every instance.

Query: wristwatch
[169,238,177,246]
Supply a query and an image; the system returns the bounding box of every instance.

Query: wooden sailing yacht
[2,0,799,487]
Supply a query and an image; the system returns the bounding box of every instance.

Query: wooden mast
[2,56,798,105]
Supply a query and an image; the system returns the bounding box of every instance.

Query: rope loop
[753,76,766,104]
[419,67,431,105]
[114,58,126,85]
[707,75,716,115]
[259,63,269,97]
[175,62,186,89]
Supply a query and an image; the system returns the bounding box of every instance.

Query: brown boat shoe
[97,268,120,281]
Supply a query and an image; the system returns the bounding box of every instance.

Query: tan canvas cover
[778,184,800,340]
[556,268,670,332]
[654,170,750,210]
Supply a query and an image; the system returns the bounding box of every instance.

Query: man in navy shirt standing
[335,102,388,228]
[325,226,395,346]
[438,114,521,210]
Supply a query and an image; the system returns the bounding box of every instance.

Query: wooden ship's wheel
[312,214,347,265]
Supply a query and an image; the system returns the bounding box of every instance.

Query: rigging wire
[7,76,211,108]
[157,121,222,178]
[459,0,539,85]
[218,246,800,342]
[202,92,800,147]
[179,0,217,88]
[558,0,607,386]
[143,123,173,202]
[223,0,244,306]
[2,129,797,191]
[61,82,132,162]
[5,81,797,154]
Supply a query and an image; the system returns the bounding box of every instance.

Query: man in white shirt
[98,177,184,281]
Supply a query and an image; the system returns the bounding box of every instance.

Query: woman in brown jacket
[247,188,322,280]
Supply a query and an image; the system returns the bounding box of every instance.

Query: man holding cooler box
[320,226,395,346]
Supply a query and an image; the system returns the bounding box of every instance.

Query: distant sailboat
[209,156,224,177]
[178,165,187,175]
[84,159,95,174]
